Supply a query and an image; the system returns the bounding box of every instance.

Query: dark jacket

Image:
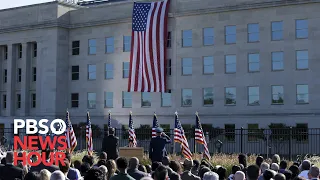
[149,136,171,162]
[102,135,119,160]
[30,161,59,173]
[0,164,24,180]
[127,168,147,180]
[180,171,201,180]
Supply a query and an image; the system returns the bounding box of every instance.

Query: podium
[119,147,144,160]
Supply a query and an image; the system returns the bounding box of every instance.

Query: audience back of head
[203,171,219,180]
[155,165,168,180]
[247,165,260,180]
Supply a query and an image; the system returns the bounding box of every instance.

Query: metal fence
[1,127,318,160]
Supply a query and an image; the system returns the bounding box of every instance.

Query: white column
[6,44,16,116]
[21,43,31,116]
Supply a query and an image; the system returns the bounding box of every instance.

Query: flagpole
[173,111,177,156]
[194,112,197,155]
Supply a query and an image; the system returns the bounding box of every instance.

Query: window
[122,92,132,108]
[225,124,235,141]
[225,25,236,44]
[123,62,129,78]
[182,58,192,75]
[72,41,80,55]
[203,88,214,106]
[17,94,21,109]
[105,64,113,79]
[248,124,259,142]
[71,66,79,80]
[105,92,113,108]
[296,19,308,39]
[167,32,172,48]
[296,84,308,104]
[225,55,236,73]
[31,93,36,108]
[88,64,96,80]
[167,59,171,76]
[123,36,131,52]
[87,92,96,109]
[32,67,36,82]
[17,68,21,82]
[181,89,192,106]
[3,69,7,83]
[18,44,22,59]
[203,56,214,74]
[225,87,236,105]
[248,53,260,72]
[141,92,151,107]
[33,43,37,58]
[71,93,79,108]
[272,51,284,71]
[161,90,171,107]
[105,37,114,53]
[272,85,284,104]
[2,95,6,109]
[248,23,259,42]
[296,50,308,70]
[88,39,96,55]
[182,30,192,47]
[203,28,214,45]
[271,21,283,41]
[4,46,8,60]
[248,86,259,105]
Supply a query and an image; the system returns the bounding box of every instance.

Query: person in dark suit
[102,128,119,160]
[127,157,147,180]
[149,128,171,163]
[30,149,59,173]
[0,151,24,180]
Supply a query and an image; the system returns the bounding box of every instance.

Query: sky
[0,0,58,10]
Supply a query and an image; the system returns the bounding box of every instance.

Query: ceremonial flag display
[128,112,137,147]
[195,112,211,160]
[174,112,192,160]
[128,0,170,92]
[152,113,159,138]
[86,111,93,155]
[65,110,77,153]
[108,111,112,128]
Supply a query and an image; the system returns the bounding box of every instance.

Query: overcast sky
[0,0,57,10]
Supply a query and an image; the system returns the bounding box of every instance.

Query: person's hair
[256,156,264,167]
[238,154,247,167]
[116,157,128,170]
[99,152,107,160]
[65,152,72,162]
[263,169,275,180]
[74,160,82,171]
[272,154,280,164]
[50,170,65,180]
[109,128,115,135]
[247,165,260,180]
[84,167,105,180]
[169,160,182,174]
[99,165,108,175]
[97,159,107,167]
[129,157,139,169]
[280,160,288,170]
[138,164,147,172]
[289,165,299,179]
[106,159,117,179]
[271,163,280,172]
[1,157,6,164]
[145,164,152,173]
[309,166,320,178]
[232,165,241,174]
[40,169,51,180]
[5,151,13,163]
[155,165,168,180]
[152,161,161,171]
[274,173,286,180]
[216,167,227,180]
[193,160,200,169]
[59,159,70,174]
[169,171,181,180]
[234,171,245,180]
[203,171,219,180]
[283,169,292,180]
[86,155,94,167]
[199,167,211,179]
[80,162,91,176]
[260,162,270,173]
[162,156,170,166]
[24,171,41,180]
[301,160,311,171]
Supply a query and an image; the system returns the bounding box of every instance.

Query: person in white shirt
[298,160,311,179]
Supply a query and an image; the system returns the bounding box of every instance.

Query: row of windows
[70,84,308,109]
[1,43,37,60]
[1,93,36,109]
[1,68,36,83]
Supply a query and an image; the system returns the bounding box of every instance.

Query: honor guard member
[149,127,171,162]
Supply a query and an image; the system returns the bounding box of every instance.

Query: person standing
[149,128,171,163]
[102,128,119,160]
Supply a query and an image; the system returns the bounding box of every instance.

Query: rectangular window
[3,69,7,83]
[167,59,171,76]
[181,89,192,106]
[296,50,308,70]
[71,93,79,108]
[17,68,21,82]
[2,95,6,109]
[4,46,8,60]
[17,94,21,109]
[31,93,36,108]
[32,67,36,82]
[72,41,80,55]
[296,84,308,104]
[122,92,132,108]
[248,86,259,106]
[161,90,171,107]
[182,58,192,75]
[88,39,96,55]
[71,66,79,81]
[203,87,214,106]
[33,43,37,58]
[203,56,214,74]
[141,92,151,107]
[167,32,172,48]
[272,85,284,104]
[18,44,22,59]
[87,92,96,109]
[105,92,113,108]
[123,36,131,52]
[225,55,236,73]
[88,64,96,80]
[123,62,129,78]
[225,25,236,44]
[225,87,236,105]
[248,23,259,42]
[272,51,284,71]
[225,124,235,141]
[203,27,214,45]
[182,30,192,47]
[248,53,260,72]
[296,19,308,39]
[105,64,113,79]
[271,21,283,41]
[105,37,114,53]
[248,124,259,142]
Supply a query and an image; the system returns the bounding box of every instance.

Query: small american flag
[128,111,137,147]
[174,112,192,160]
[108,111,111,128]
[195,112,210,160]
[152,113,159,138]
[65,110,77,153]
[86,111,93,155]
[128,0,170,92]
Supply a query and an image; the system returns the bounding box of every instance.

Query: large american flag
[108,111,111,128]
[65,110,77,152]
[128,0,170,92]
[195,112,210,160]
[128,112,137,147]
[174,112,192,160]
[152,113,159,138]
[86,111,93,155]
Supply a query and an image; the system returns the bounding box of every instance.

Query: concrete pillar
[6,44,16,116]
[21,43,31,116]
[36,42,42,115]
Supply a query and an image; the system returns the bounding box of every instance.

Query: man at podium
[149,128,171,162]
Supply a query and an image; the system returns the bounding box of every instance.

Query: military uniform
[149,128,171,162]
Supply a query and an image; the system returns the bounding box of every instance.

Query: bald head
[234,171,245,180]
[129,157,139,169]
[308,166,320,179]
[6,151,13,164]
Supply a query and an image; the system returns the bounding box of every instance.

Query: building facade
[0,0,320,132]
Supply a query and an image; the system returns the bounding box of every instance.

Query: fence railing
[0,127,317,160]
